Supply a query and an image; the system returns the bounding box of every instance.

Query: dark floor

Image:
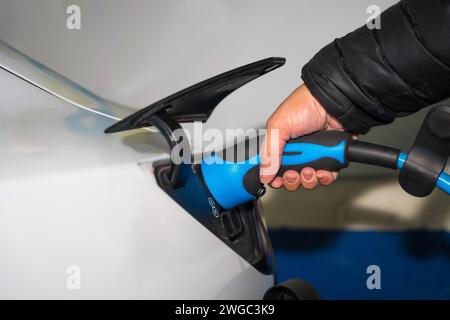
[269,229,450,299]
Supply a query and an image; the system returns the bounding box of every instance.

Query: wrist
[304,84,344,130]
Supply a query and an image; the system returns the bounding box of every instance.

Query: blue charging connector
[200,131,449,210]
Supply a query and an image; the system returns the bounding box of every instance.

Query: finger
[300,167,318,190]
[270,177,284,189]
[282,170,301,192]
[260,124,286,184]
[316,170,337,186]
[331,171,339,180]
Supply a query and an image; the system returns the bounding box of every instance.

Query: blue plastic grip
[201,140,347,209]
[281,141,346,165]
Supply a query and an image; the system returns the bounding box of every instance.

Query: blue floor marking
[269,229,450,299]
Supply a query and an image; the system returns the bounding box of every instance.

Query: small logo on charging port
[208,197,219,218]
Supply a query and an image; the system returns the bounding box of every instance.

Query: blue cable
[397,153,450,195]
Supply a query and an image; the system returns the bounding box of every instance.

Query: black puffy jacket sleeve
[301,0,450,134]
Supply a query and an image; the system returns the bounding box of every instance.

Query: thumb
[260,126,286,184]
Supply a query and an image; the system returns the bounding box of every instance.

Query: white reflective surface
[0,40,134,121]
[0,69,272,299]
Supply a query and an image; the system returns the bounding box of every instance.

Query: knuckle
[266,117,281,130]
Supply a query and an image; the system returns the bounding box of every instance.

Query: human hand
[260,84,345,191]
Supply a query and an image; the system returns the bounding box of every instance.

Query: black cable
[347,140,400,169]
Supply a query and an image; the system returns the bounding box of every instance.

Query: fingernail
[286,173,297,184]
[302,169,314,182]
[260,175,272,184]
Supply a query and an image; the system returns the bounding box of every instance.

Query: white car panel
[0,68,272,299]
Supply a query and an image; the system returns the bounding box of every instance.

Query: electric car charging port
[152,160,275,275]
[220,209,243,242]
[104,58,287,279]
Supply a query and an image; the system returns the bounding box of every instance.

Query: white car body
[0,41,274,299]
